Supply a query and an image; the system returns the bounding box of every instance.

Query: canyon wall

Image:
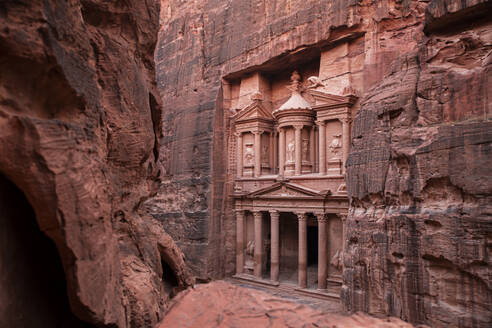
[0,1,191,327]
[154,0,491,326]
[343,1,492,327]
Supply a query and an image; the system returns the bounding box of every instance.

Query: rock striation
[343,2,492,327]
[0,1,192,327]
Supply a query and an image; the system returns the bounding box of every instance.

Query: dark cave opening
[0,173,93,328]
[161,256,179,298]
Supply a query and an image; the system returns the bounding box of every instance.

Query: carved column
[235,210,245,274]
[317,121,326,175]
[236,132,243,178]
[297,212,308,288]
[309,126,315,171]
[269,132,274,173]
[270,210,280,282]
[253,211,263,278]
[273,130,278,174]
[294,125,302,175]
[341,118,350,174]
[316,213,328,289]
[279,128,285,176]
[253,131,262,177]
[314,127,319,172]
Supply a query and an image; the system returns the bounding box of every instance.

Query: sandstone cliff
[0,1,192,327]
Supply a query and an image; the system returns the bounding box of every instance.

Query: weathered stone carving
[286,140,295,163]
[261,144,269,163]
[244,143,254,166]
[330,249,342,271]
[302,139,309,161]
[329,134,342,159]
[307,76,324,89]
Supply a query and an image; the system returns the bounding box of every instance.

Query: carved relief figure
[330,249,343,271]
[328,134,341,159]
[262,144,268,163]
[244,143,254,165]
[302,139,309,161]
[306,76,324,89]
[286,141,295,163]
[245,240,255,269]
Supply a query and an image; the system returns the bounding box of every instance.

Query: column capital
[234,209,245,216]
[252,210,262,218]
[293,124,304,131]
[234,131,243,138]
[269,210,280,219]
[338,213,348,222]
[339,117,351,125]
[315,120,326,127]
[296,212,308,221]
[252,130,265,135]
[315,213,328,223]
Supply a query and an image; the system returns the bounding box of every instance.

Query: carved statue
[246,240,255,256]
[244,143,254,165]
[286,141,295,163]
[250,91,263,101]
[288,71,302,92]
[302,138,309,161]
[307,76,324,88]
[245,240,255,269]
[328,134,341,159]
[262,144,268,163]
[330,249,343,270]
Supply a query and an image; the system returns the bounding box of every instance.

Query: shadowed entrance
[0,173,93,328]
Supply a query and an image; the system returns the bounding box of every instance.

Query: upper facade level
[229,69,357,197]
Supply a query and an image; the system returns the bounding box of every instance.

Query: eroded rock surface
[160,281,414,328]
[0,1,192,327]
[344,1,492,328]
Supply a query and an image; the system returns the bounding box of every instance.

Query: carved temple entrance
[233,183,346,294]
[228,70,356,297]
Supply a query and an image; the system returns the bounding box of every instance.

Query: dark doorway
[307,225,318,266]
[279,212,298,283]
[0,173,93,328]
[161,257,179,298]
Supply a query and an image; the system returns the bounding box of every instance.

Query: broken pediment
[307,90,356,109]
[234,100,274,123]
[247,182,330,198]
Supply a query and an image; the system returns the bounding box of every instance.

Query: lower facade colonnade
[234,208,344,293]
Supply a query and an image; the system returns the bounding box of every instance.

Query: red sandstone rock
[160,281,414,328]
[0,1,192,327]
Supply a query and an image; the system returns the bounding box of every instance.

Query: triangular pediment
[308,90,355,107]
[248,182,329,198]
[234,101,274,122]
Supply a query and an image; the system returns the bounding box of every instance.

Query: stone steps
[231,274,341,301]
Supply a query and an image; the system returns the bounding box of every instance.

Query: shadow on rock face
[0,173,94,328]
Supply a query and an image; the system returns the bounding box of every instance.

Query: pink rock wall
[0,1,192,327]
